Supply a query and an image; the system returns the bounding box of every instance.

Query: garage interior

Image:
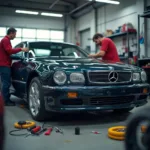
[1,0,150,150]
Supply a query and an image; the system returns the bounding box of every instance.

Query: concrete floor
[3,96,150,150]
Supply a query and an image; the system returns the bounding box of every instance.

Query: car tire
[125,107,150,150]
[28,77,47,121]
[113,107,134,113]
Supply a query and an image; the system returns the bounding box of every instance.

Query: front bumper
[42,83,150,112]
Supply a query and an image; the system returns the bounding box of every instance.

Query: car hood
[34,57,140,72]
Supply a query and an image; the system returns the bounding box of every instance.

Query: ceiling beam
[60,0,77,7]
[69,1,95,14]
[0,4,69,14]
[49,0,60,9]
[2,0,73,7]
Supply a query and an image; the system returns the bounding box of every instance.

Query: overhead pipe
[71,2,104,18]
[49,0,60,10]
[69,1,95,15]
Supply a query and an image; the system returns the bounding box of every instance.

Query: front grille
[90,96,135,106]
[88,71,132,84]
[61,99,83,105]
[138,95,148,100]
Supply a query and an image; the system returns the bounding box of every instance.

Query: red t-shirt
[0,36,21,67]
[100,38,120,62]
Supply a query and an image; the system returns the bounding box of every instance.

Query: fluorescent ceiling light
[89,0,120,5]
[41,12,63,17]
[15,10,39,15]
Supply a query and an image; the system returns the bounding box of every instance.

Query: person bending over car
[0,27,29,106]
[88,33,120,63]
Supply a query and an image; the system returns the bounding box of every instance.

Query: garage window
[50,31,64,40]
[37,30,50,39]
[0,26,64,47]
[0,27,6,36]
[15,28,22,38]
[22,29,36,38]
[11,38,22,47]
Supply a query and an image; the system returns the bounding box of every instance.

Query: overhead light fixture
[89,0,120,5]
[41,12,63,17]
[15,10,39,15]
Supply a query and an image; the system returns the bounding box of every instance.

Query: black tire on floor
[28,77,48,121]
[125,107,150,150]
[113,107,134,113]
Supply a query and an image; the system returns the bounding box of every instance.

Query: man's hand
[21,47,29,52]
[88,54,95,58]
[88,51,105,59]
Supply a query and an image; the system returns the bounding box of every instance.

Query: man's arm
[89,38,109,58]
[89,51,105,58]
[2,38,22,55]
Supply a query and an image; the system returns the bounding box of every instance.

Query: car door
[11,42,28,96]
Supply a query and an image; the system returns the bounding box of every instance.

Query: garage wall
[75,0,145,56]
[75,10,96,53]
[0,7,64,30]
[97,0,137,33]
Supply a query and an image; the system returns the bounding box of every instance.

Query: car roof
[22,41,76,46]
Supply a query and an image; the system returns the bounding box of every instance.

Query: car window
[13,43,24,57]
[62,47,85,58]
[33,49,51,57]
[29,42,88,58]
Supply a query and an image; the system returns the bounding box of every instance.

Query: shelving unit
[137,11,150,84]
[137,11,150,59]
[107,31,137,64]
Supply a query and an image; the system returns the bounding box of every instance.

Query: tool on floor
[14,120,36,129]
[35,128,47,136]
[9,129,28,136]
[27,126,36,132]
[55,127,64,134]
[25,126,41,137]
[75,127,80,135]
[91,131,101,134]
[45,127,53,135]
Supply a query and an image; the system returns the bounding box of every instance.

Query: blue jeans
[0,67,11,103]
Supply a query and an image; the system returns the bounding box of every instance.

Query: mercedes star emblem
[108,71,118,82]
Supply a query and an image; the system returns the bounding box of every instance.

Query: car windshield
[28,42,88,58]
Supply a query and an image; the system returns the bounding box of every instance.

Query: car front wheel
[28,77,47,121]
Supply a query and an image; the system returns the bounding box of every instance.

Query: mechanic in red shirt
[0,27,29,106]
[88,33,120,62]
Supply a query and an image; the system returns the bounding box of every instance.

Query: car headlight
[53,71,67,85]
[141,71,147,82]
[70,73,85,84]
[133,73,140,81]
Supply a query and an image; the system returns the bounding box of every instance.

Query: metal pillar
[137,15,141,59]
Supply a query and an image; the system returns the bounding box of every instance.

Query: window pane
[37,30,50,39]
[22,38,36,42]
[11,38,22,47]
[22,29,36,38]
[16,28,22,37]
[50,31,64,40]
[34,49,51,57]
[36,39,50,41]
[0,37,3,41]
[51,39,64,42]
[0,27,6,36]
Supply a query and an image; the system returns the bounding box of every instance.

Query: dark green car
[11,41,150,121]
